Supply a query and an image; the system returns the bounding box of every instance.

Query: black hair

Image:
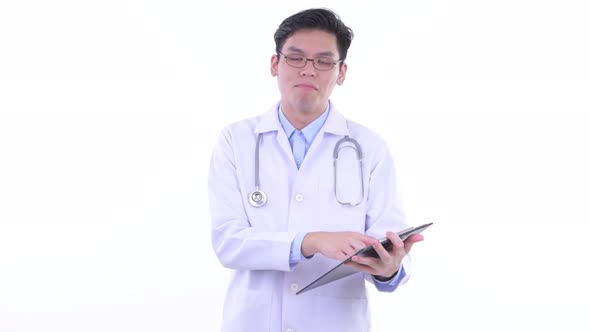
[274,8,354,63]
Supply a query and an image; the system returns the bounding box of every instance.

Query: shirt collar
[254,100,349,137]
[278,103,330,143]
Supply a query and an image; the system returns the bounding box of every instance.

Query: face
[271,29,347,118]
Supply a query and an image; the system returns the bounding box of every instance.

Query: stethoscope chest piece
[249,190,267,207]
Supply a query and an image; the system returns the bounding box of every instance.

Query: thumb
[403,234,424,253]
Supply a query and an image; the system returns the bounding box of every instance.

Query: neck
[281,102,327,130]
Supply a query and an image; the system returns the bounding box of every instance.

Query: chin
[293,98,321,114]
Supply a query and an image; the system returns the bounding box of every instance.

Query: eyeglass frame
[277,52,344,71]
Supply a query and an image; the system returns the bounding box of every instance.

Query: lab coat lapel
[254,103,298,170]
[321,103,350,136]
[303,103,350,163]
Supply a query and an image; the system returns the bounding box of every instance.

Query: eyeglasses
[278,53,343,71]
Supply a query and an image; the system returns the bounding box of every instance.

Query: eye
[316,57,334,65]
[288,55,305,62]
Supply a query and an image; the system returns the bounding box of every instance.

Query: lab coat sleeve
[208,128,297,272]
[364,140,412,291]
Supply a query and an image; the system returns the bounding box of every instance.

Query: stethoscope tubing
[249,133,364,208]
[248,134,267,207]
[333,136,364,207]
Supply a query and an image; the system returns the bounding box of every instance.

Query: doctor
[209,8,424,332]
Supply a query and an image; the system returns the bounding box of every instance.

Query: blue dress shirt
[278,105,328,170]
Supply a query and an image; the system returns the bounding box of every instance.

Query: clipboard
[296,222,433,295]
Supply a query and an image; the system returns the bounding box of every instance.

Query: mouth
[295,83,318,90]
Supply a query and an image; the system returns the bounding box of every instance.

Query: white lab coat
[209,102,411,332]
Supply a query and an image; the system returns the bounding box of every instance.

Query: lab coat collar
[254,102,282,134]
[321,101,350,136]
[254,101,350,136]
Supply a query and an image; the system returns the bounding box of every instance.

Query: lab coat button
[286,329,294,332]
[290,283,299,292]
[295,193,304,202]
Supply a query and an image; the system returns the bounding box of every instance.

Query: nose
[299,59,317,77]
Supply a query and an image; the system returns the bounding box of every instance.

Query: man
[208,8,424,332]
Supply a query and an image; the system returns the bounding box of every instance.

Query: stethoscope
[248,133,364,208]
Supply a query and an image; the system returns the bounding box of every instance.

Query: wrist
[373,270,398,282]
[301,232,321,257]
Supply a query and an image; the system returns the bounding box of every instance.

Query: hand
[301,231,376,262]
[348,232,424,280]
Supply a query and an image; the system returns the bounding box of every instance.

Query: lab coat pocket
[222,288,271,332]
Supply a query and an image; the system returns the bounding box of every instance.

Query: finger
[371,239,393,262]
[345,236,377,257]
[350,254,368,265]
[345,260,376,274]
[342,241,363,257]
[342,248,357,259]
[350,239,369,252]
[356,234,377,246]
[403,234,424,253]
[387,232,405,254]
[339,249,355,262]
[369,237,402,278]
[349,255,379,273]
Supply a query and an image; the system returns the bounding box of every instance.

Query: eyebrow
[285,46,336,57]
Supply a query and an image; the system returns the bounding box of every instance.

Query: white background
[1,0,589,331]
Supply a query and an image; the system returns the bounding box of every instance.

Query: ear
[270,54,279,77]
[336,62,347,85]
